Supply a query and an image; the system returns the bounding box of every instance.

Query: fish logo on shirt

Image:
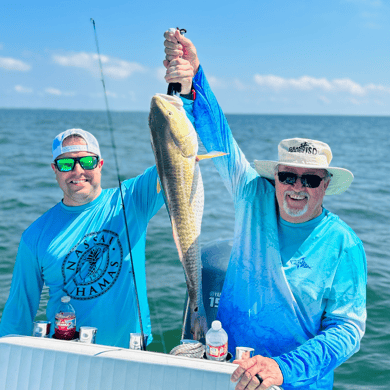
[291,257,311,269]
[62,230,124,300]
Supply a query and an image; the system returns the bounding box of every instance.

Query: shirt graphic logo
[291,257,311,269]
[62,230,123,300]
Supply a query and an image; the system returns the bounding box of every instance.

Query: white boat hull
[0,336,236,390]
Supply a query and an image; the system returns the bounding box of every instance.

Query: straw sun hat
[253,138,354,196]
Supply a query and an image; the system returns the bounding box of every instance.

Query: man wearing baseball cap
[0,128,164,347]
[164,30,366,390]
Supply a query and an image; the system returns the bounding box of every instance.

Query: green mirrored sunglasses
[54,156,99,172]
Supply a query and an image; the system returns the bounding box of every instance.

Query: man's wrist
[180,87,196,100]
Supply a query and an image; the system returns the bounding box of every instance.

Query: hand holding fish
[231,355,284,390]
[163,29,200,75]
[164,58,194,95]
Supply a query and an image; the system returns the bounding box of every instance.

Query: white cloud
[254,74,334,92]
[365,83,390,92]
[52,52,145,79]
[345,0,384,28]
[0,57,31,71]
[105,90,118,98]
[205,74,226,89]
[15,85,33,94]
[88,91,124,99]
[44,88,76,97]
[233,78,246,91]
[253,74,390,96]
[254,74,285,89]
[155,67,167,82]
[104,60,145,79]
[318,95,331,104]
[349,98,363,105]
[332,78,366,95]
[53,52,100,68]
[45,88,62,95]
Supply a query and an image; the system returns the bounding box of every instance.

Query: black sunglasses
[277,171,326,189]
[54,156,99,172]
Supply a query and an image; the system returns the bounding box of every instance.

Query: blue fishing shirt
[182,65,367,389]
[0,166,164,348]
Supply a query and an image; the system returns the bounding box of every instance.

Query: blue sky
[1,0,390,115]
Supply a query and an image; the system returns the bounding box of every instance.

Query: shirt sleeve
[273,242,367,387]
[184,65,258,202]
[123,165,164,223]
[0,237,44,337]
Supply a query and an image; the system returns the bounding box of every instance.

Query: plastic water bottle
[54,296,76,340]
[205,320,228,361]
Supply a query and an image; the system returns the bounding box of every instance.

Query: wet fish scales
[148,94,208,340]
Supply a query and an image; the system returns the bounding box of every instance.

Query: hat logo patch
[289,142,318,155]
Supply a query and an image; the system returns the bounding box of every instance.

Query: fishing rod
[90,18,146,351]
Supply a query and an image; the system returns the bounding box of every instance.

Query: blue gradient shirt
[0,166,164,348]
[182,66,367,390]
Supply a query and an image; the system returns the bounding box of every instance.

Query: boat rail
[0,335,237,390]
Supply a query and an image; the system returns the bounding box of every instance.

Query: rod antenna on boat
[90,18,146,351]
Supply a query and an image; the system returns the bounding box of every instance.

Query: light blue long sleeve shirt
[182,65,367,389]
[0,166,164,348]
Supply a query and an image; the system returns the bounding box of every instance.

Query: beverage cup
[235,346,255,360]
[32,321,51,338]
[79,326,97,344]
[129,333,148,350]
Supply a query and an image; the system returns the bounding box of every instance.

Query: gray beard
[282,191,309,217]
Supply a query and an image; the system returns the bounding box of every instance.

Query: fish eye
[168,111,173,116]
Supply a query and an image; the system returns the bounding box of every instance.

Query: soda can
[79,326,97,344]
[235,346,254,360]
[32,321,51,338]
[129,333,148,350]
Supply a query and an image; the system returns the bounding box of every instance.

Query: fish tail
[190,299,208,341]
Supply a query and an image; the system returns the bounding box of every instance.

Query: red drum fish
[149,93,224,340]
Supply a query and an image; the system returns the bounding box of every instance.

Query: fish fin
[197,151,228,161]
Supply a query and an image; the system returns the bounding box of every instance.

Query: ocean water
[0,108,389,389]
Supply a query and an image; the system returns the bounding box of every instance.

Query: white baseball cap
[253,138,354,196]
[52,128,101,160]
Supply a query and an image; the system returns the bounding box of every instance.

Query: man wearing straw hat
[163,30,367,390]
